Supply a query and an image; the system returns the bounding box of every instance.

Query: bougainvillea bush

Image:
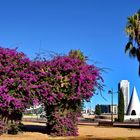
[0,47,103,136]
[0,47,39,123]
[37,55,103,136]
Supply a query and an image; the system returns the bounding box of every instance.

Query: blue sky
[0,0,140,109]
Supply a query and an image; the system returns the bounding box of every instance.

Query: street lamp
[108,89,118,123]
[108,89,114,122]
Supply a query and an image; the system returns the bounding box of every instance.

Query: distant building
[25,104,44,115]
[118,80,130,114]
[96,104,118,114]
[100,105,110,114]
[110,104,118,115]
[82,108,94,115]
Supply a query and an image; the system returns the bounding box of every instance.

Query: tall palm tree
[125,9,140,75]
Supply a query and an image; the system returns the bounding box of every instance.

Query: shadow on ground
[21,124,140,140]
[22,124,47,134]
[113,124,140,129]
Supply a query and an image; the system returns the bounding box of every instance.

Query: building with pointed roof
[127,87,140,116]
[118,81,140,120]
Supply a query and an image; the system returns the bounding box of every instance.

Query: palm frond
[129,46,137,58]
[136,48,140,61]
[138,9,140,14]
[139,64,140,76]
[125,9,140,77]
[125,42,133,53]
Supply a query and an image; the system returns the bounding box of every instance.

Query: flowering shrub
[41,56,103,136]
[8,123,20,135]
[0,48,38,122]
[40,56,103,103]
[0,48,103,136]
[46,110,78,136]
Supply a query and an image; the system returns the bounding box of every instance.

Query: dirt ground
[1,122,140,140]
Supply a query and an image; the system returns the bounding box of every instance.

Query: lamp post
[108,89,119,123]
[108,89,114,123]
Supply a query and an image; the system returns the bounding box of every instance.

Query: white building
[110,105,118,115]
[127,87,140,116]
[119,80,130,114]
[118,80,140,120]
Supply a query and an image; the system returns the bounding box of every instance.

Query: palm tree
[125,9,140,75]
[69,49,87,62]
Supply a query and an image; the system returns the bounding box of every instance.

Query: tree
[95,104,101,115]
[0,47,44,134]
[41,54,103,136]
[0,48,104,136]
[118,89,124,122]
[0,48,38,122]
[125,9,140,75]
[69,49,87,62]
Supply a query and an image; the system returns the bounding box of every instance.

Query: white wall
[124,115,140,121]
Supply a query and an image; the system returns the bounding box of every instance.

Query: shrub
[43,55,103,136]
[0,48,103,136]
[0,47,39,123]
[118,88,124,122]
[95,104,101,115]
[8,124,20,135]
